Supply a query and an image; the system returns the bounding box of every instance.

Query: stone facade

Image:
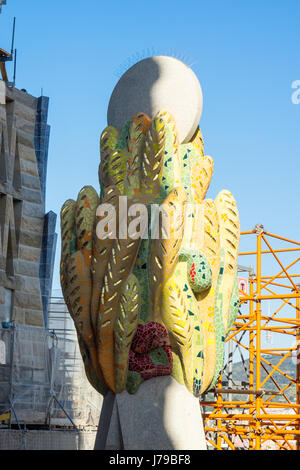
[34,96,57,327]
[0,82,56,327]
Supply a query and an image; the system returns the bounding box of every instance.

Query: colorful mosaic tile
[60,110,240,398]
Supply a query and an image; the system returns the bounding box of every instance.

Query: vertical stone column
[96,376,207,450]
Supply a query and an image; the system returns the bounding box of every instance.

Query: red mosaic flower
[128,321,173,381]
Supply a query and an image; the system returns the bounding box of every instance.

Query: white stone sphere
[107,56,203,143]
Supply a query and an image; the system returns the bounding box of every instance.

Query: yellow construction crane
[200,228,300,450]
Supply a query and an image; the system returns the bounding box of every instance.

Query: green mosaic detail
[149,347,169,366]
[209,271,239,390]
[172,262,204,396]
[208,251,225,389]
[179,248,212,294]
[134,209,152,323]
[226,276,239,335]
[70,225,77,255]
[116,120,131,150]
[158,124,177,203]
[126,370,144,394]
[178,144,199,203]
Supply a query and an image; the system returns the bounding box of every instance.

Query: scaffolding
[47,291,103,428]
[0,291,102,433]
[200,227,300,450]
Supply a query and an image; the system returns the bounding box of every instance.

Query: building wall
[0,1,7,15]
[34,96,57,327]
[39,211,57,327]
[0,82,56,327]
[0,430,97,450]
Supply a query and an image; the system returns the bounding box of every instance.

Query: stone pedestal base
[94,376,207,450]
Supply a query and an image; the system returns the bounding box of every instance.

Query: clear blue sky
[0,0,299,294]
